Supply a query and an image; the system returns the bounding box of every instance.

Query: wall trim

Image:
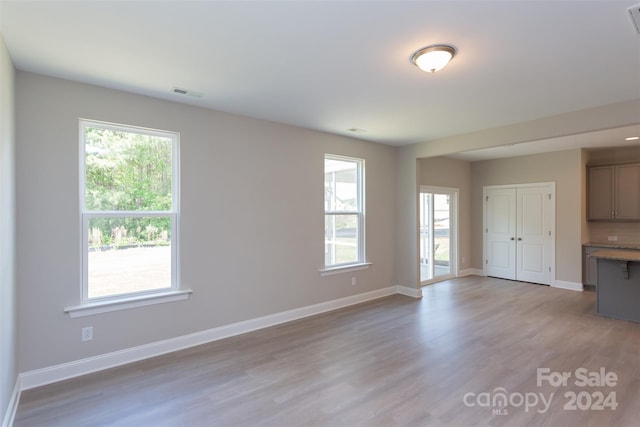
[1,376,21,427]
[459,268,483,277]
[395,285,422,298]
[552,280,584,292]
[19,286,398,391]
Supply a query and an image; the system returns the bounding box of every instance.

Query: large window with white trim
[324,154,364,268]
[80,120,179,302]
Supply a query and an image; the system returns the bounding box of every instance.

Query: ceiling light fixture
[411,44,456,73]
[625,136,639,141]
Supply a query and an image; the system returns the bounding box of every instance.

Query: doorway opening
[420,186,458,284]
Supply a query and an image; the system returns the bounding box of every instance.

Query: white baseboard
[395,285,422,298]
[553,280,584,292]
[2,377,21,427]
[459,268,484,277]
[20,286,397,391]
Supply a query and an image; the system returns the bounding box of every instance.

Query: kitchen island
[590,249,640,323]
[583,243,640,287]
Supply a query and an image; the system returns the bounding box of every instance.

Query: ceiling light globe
[411,45,456,73]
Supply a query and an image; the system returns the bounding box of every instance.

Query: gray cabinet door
[588,163,640,221]
[583,246,599,286]
[614,164,640,220]
[588,166,614,220]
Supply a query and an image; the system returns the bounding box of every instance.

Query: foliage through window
[81,120,179,301]
[324,155,364,268]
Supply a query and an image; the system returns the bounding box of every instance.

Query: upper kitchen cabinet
[615,164,640,220]
[588,163,640,221]
[589,166,614,220]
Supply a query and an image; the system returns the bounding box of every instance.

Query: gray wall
[418,157,472,272]
[587,145,640,166]
[470,149,584,284]
[0,34,17,421]
[16,72,397,372]
[8,65,640,386]
[395,100,640,290]
[418,151,585,284]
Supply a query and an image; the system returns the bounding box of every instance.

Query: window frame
[78,119,181,305]
[322,154,367,273]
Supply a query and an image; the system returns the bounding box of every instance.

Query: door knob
[510,237,515,240]
[518,237,522,241]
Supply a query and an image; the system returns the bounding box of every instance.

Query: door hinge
[548,194,551,200]
[486,259,488,265]
[485,196,489,202]
[548,230,551,236]
[486,228,488,233]
[549,266,551,272]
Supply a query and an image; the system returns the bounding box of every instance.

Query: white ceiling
[2,0,640,154]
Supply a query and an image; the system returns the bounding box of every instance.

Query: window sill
[64,289,193,318]
[319,262,372,277]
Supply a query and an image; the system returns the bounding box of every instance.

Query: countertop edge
[583,243,640,250]
[589,249,640,262]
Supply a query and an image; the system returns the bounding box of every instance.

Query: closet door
[485,188,516,280]
[516,186,552,285]
[484,184,554,285]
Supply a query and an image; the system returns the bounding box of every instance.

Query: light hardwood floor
[14,276,640,426]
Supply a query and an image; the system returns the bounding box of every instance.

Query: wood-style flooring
[14,276,640,426]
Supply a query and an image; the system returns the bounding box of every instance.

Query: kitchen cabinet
[614,164,640,219]
[583,244,640,287]
[583,246,600,286]
[588,163,640,221]
[591,250,640,323]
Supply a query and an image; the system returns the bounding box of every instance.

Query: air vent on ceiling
[629,4,640,34]
[171,87,203,98]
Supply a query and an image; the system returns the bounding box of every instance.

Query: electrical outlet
[608,236,618,242]
[81,326,93,342]
[351,277,356,286]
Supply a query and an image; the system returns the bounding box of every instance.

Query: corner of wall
[1,378,20,427]
[0,32,18,425]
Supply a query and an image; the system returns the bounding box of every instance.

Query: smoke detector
[171,87,203,98]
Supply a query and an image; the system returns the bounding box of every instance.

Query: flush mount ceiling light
[411,44,456,73]
[625,136,639,141]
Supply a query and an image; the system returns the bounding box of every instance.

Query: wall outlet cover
[81,326,94,341]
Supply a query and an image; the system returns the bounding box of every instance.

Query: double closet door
[484,183,555,285]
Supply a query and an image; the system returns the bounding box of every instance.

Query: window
[324,154,365,269]
[80,120,179,302]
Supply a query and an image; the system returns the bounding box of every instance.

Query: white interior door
[516,186,552,284]
[485,184,554,285]
[485,188,516,280]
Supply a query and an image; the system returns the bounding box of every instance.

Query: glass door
[420,187,457,284]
